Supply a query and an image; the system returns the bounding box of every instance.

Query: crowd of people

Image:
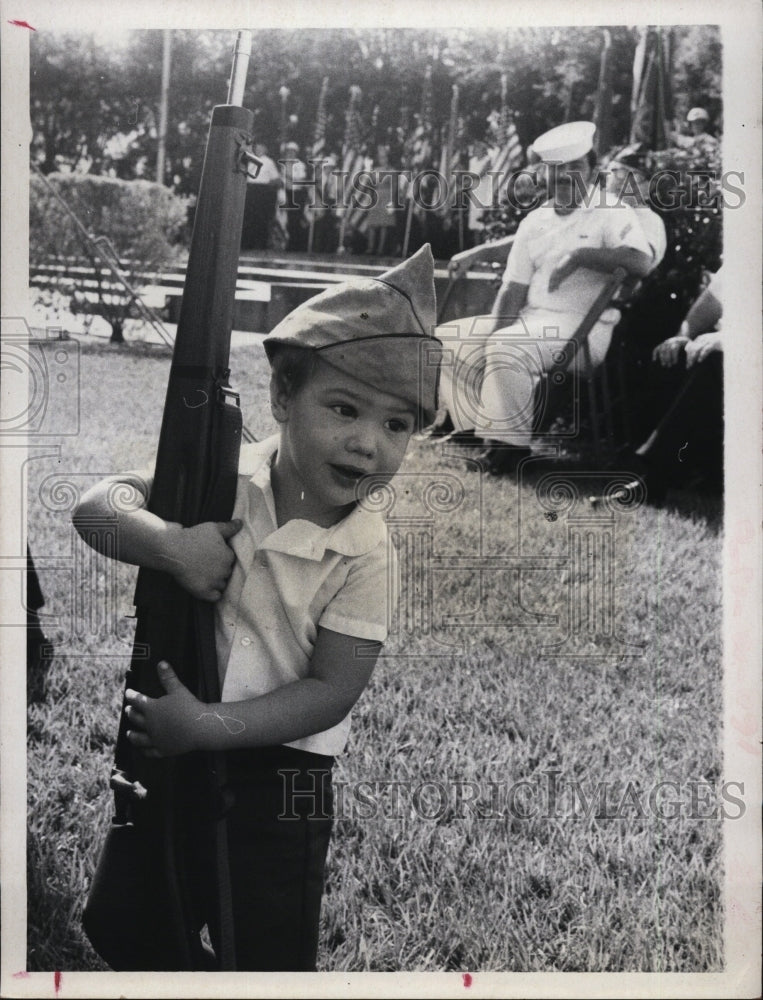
[241,138,456,258]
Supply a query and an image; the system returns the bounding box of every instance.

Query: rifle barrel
[227,30,252,106]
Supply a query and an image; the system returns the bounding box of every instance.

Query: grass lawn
[25,337,724,973]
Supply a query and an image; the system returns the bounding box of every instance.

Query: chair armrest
[448,235,516,278]
[570,267,628,349]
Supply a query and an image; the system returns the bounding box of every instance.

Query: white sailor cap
[532,121,596,164]
[687,107,709,122]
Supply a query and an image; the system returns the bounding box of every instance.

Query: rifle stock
[83,35,255,972]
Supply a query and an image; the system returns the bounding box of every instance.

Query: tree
[30,32,124,174]
[30,26,721,196]
[30,173,188,342]
[671,26,722,130]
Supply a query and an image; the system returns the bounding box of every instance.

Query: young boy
[73,244,441,972]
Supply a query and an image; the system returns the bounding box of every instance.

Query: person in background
[242,143,282,252]
[677,107,721,158]
[307,152,340,254]
[598,143,674,443]
[465,139,495,248]
[280,141,309,252]
[620,269,723,503]
[363,145,400,257]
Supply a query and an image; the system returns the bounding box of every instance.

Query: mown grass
[26,337,724,972]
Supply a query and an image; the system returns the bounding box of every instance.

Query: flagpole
[307,203,316,255]
[402,188,414,258]
[307,77,329,255]
[402,67,433,259]
[338,207,349,254]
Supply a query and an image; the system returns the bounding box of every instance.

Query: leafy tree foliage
[31,26,721,195]
[30,172,187,341]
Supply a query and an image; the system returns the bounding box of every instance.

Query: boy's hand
[124,662,202,757]
[167,519,242,601]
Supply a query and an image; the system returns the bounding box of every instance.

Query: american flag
[339,85,367,244]
[437,84,463,217]
[488,74,524,189]
[342,84,366,177]
[402,65,435,227]
[404,65,435,173]
[311,76,329,160]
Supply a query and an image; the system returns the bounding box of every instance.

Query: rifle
[82,31,258,971]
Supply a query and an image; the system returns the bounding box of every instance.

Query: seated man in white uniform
[437,121,656,475]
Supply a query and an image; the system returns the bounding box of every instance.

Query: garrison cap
[532,121,596,164]
[263,243,441,424]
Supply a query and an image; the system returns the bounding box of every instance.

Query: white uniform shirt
[634,205,667,269]
[503,194,652,324]
[214,436,391,756]
[248,152,281,187]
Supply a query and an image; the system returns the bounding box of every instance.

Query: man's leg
[434,314,494,437]
[474,316,613,472]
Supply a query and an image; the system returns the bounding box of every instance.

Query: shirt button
[240,636,252,647]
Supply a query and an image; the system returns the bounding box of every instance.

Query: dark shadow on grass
[515,448,724,532]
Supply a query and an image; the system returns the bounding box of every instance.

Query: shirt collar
[243,435,387,560]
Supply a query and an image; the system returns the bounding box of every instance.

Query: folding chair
[436,238,632,465]
[560,266,629,463]
[436,236,515,324]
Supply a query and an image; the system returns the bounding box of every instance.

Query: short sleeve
[319,543,393,643]
[707,268,723,302]
[601,203,652,256]
[114,467,153,510]
[503,216,533,287]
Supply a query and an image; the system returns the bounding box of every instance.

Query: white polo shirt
[634,205,667,269]
[503,194,652,324]
[214,436,391,756]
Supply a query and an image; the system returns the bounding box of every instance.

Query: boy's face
[271,358,417,523]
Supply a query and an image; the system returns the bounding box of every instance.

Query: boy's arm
[73,473,241,602]
[124,626,380,756]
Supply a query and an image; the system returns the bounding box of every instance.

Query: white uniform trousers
[436,309,616,446]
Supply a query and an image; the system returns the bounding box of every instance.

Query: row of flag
[300,72,526,187]
[301,73,526,250]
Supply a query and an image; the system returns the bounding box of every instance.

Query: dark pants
[242,185,278,251]
[27,546,51,704]
[211,745,334,971]
[637,350,723,488]
[285,192,309,252]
